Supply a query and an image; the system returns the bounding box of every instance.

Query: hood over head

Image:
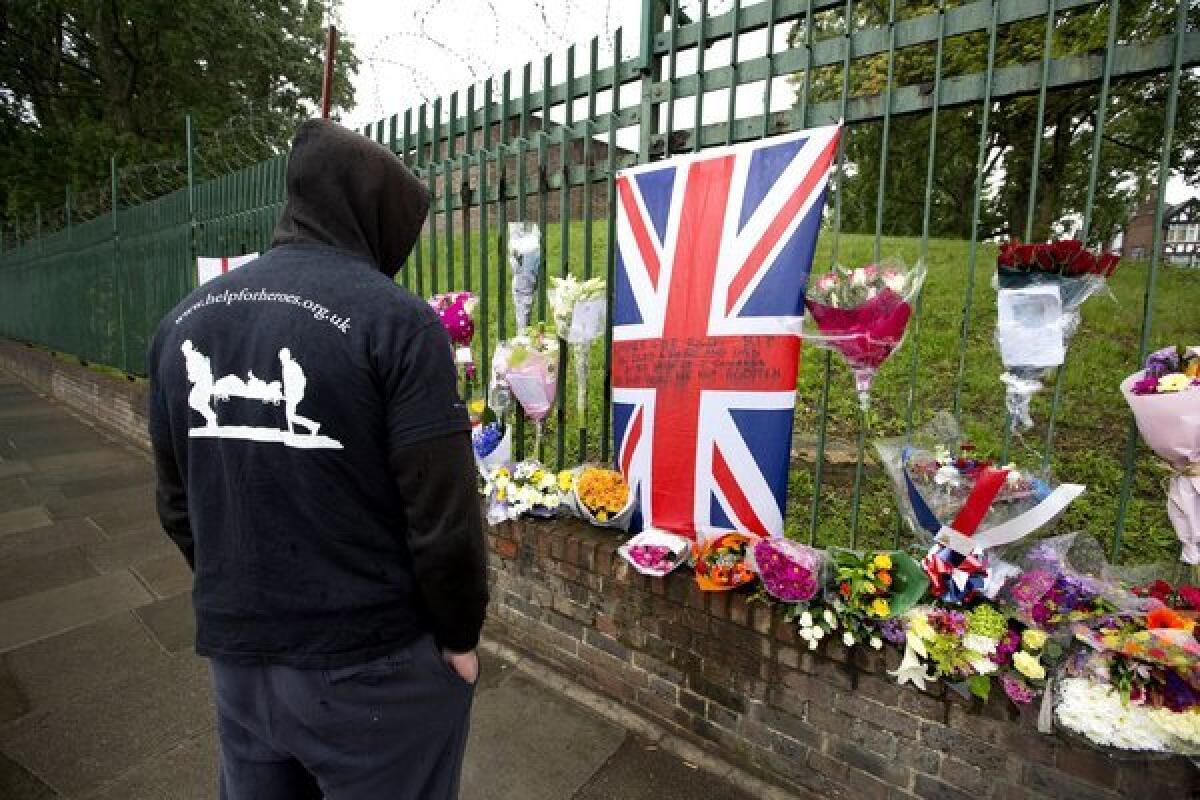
[271,119,430,277]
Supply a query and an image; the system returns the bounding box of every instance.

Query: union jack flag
[612,125,841,540]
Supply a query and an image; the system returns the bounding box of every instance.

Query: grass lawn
[411,220,1197,565]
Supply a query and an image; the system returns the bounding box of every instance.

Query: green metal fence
[1,0,1196,561]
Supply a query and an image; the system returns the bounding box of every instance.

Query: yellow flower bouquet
[571,465,637,530]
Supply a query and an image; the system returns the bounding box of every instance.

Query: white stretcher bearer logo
[181,340,343,449]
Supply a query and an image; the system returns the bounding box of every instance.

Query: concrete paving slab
[0,751,59,800]
[51,471,155,500]
[3,614,173,711]
[0,480,60,515]
[0,519,106,562]
[461,672,626,800]
[0,656,213,797]
[6,433,113,461]
[82,526,174,574]
[0,460,32,479]
[27,450,143,476]
[0,572,154,654]
[0,507,52,536]
[80,729,217,800]
[573,736,759,800]
[0,657,31,726]
[131,552,192,599]
[44,485,155,522]
[86,507,160,538]
[134,592,196,654]
[0,548,98,604]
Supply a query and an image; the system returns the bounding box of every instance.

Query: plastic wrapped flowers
[994,239,1120,431]
[694,533,759,592]
[618,528,691,577]
[877,415,1084,604]
[509,222,541,331]
[1121,346,1200,572]
[479,460,573,524]
[829,549,928,620]
[548,275,607,423]
[492,326,559,454]
[573,466,635,529]
[428,291,477,380]
[803,258,925,411]
[749,538,824,602]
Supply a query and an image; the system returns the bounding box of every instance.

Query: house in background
[1121,190,1200,266]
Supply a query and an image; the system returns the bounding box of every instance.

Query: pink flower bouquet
[429,291,477,380]
[495,326,559,453]
[749,538,824,602]
[1121,346,1200,571]
[804,258,925,411]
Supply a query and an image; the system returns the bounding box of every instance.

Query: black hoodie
[147,120,488,666]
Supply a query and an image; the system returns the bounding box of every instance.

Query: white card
[455,346,474,365]
[997,287,1065,368]
[568,298,607,344]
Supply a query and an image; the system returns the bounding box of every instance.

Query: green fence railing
[1,0,1197,562]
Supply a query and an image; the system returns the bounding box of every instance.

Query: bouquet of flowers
[479,460,573,524]
[509,222,541,331]
[994,239,1120,431]
[1121,346,1200,573]
[472,418,511,473]
[572,465,636,529]
[492,326,559,454]
[428,291,478,381]
[1055,603,1200,753]
[693,533,758,592]
[877,415,1085,604]
[618,528,691,577]
[749,538,824,602]
[828,549,928,620]
[1002,533,1151,634]
[548,275,607,422]
[790,603,885,652]
[803,258,925,411]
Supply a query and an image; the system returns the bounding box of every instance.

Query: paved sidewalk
[0,369,757,800]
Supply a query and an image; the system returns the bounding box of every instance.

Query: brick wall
[5,337,1196,798]
[0,339,150,450]
[487,516,1199,800]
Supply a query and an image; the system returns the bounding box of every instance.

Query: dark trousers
[210,634,475,800]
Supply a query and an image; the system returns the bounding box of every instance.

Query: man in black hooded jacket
[147,119,488,799]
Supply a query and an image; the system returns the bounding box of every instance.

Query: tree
[790,1,1199,245]
[0,0,358,228]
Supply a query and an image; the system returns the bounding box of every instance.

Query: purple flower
[929,608,967,635]
[1145,347,1181,378]
[992,628,1021,665]
[1001,674,1036,705]
[1131,374,1161,395]
[1164,670,1199,712]
[879,617,907,645]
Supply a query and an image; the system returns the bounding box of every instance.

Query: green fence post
[638,0,663,164]
[186,115,198,291]
[111,157,128,372]
[65,186,72,244]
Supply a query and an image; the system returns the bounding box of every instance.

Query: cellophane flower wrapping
[876,413,1084,604]
[548,275,607,420]
[803,258,926,411]
[748,538,825,602]
[495,327,559,424]
[694,533,759,592]
[619,528,691,577]
[472,422,512,475]
[998,533,1153,635]
[428,291,477,379]
[826,548,928,619]
[1054,677,1200,753]
[479,460,570,524]
[994,240,1119,431]
[572,464,636,530]
[1120,355,1200,568]
[509,222,541,331]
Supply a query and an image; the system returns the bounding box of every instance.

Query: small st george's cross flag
[611,124,841,540]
